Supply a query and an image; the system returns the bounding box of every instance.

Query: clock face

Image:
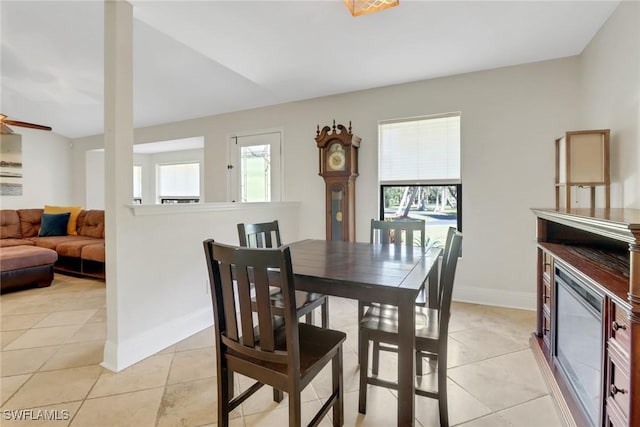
[327,143,346,171]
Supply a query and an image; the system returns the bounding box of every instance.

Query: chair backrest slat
[219,260,239,342]
[253,266,276,352]
[235,265,256,347]
[370,219,425,248]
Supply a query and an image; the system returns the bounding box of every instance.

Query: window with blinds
[157,162,201,204]
[379,113,460,185]
[378,113,462,247]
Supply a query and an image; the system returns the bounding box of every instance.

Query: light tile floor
[0,274,565,426]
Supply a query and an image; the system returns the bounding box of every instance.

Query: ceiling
[0,1,619,139]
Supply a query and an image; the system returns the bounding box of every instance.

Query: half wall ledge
[128,201,302,216]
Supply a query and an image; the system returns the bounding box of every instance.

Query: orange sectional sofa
[0,209,105,292]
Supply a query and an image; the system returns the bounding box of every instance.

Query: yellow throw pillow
[44,205,83,235]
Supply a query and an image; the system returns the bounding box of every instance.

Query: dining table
[286,239,442,427]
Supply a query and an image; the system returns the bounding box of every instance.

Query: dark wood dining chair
[366,226,458,376]
[203,240,345,427]
[358,219,426,357]
[358,230,462,427]
[238,220,329,329]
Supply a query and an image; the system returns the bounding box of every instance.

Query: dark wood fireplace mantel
[531,208,640,427]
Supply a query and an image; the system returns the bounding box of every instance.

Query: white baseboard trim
[101,307,213,372]
[99,287,533,371]
[453,285,536,311]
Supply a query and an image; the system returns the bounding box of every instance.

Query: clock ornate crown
[315,120,361,177]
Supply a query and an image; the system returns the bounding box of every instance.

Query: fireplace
[554,266,604,427]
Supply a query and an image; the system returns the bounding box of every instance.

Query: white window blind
[157,163,200,196]
[379,114,461,184]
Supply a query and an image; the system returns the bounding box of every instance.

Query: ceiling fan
[1,114,52,135]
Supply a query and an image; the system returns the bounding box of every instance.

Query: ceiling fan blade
[3,120,52,131]
[1,123,14,134]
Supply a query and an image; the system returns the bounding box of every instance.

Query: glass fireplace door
[555,267,604,427]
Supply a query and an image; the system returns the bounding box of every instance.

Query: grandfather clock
[315,121,361,242]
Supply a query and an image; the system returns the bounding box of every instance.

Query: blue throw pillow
[39,212,71,237]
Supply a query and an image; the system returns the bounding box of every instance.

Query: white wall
[0,129,72,209]
[101,202,300,371]
[85,150,105,209]
[579,0,640,209]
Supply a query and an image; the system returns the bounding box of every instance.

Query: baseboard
[101,306,213,372]
[453,285,535,310]
[99,287,533,371]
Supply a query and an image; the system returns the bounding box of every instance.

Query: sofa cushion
[29,235,91,250]
[44,205,83,236]
[17,209,43,238]
[38,213,70,237]
[0,246,58,272]
[0,210,22,239]
[56,238,102,258]
[78,210,104,239]
[76,210,87,231]
[81,243,105,263]
[0,239,35,248]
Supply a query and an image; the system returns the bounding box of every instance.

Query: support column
[102,0,134,372]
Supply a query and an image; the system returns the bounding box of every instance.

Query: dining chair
[358,219,426,357]
[367,226,458,377]
[357,230,462,427]
[237,221,329,328]
[203,240,345,427]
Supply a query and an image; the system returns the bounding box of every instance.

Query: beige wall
[73,57,580,311]
[579,0,640,209]
[0,128,72,209]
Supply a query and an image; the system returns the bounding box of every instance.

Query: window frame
[378,184,462,232]
[377,113,462,245]
[228,130,282,203]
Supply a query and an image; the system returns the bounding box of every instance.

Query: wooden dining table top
[287,239,440,302]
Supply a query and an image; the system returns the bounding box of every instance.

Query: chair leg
[358,330,369,414]
[438,347,449,427]
[218,365,231,427]
[321,298,329,328]
[416,350,423,376]
[371,341,380,376]
[288,387,302,427]
[332,346,344,426]
[273,388,284,402]
[357,301,365,366]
